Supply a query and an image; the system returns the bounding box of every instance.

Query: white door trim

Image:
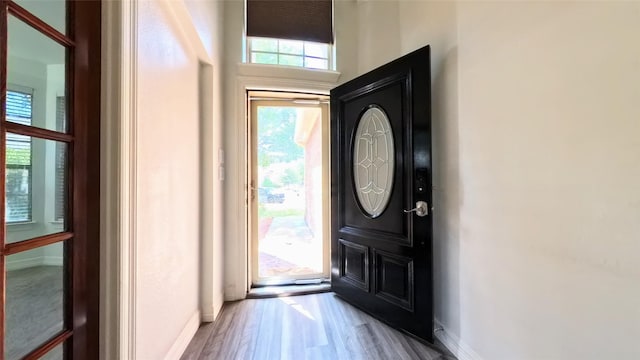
[100,0,138,358]
[225,65,340,300]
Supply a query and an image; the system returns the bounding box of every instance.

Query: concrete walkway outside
[258,215,323,278]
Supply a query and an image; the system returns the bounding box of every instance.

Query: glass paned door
[249,95,331,286]
[0,0,99,358]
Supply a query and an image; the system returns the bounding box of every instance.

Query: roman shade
[246,0,333,44]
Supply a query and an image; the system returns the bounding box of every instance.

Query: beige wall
[184,0,226,324]
[132,0,225,358]
[456,2,640,358]
[136,1,200,358]
[353,1,640,359]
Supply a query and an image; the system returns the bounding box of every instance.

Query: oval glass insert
[353,107,395,218]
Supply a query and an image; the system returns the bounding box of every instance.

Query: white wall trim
[237,63,341,83]
[119,0,139,357]
[100,0,138,358]
[160,0,211,63]
[6,257,41,271]
[435,319,484,360]
[225,72,339,301]
[42,256,63,266]
[199,61,217,323]
[6,255,63,271]
[163,311,201,360]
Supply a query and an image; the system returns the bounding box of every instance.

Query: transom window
[248,37,331,70]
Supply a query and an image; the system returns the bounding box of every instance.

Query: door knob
[404,201,428,217]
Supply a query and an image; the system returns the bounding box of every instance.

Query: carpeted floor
[5,266,64,360]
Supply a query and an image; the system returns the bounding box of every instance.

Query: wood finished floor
[181,292,455,360]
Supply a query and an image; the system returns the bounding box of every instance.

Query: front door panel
[331,46,433,341]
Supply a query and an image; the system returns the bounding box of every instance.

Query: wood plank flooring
[181,292,455,360]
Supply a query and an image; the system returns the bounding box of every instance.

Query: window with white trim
[5,89,32,223]
[248,37,331,70]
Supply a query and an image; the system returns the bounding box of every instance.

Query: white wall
[132,0,225,358]
[353,1,640,359]
[135,1,200,358]
[455,2,640,358]
[184,0,226,324]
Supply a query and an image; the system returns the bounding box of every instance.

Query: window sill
[237,63,341,84]
[7,221,37,231]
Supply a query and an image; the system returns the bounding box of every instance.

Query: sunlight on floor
[279,296,316,321]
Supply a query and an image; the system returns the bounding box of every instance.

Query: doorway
[249,92,330,286]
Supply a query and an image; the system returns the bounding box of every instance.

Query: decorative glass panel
[353,107,394,218]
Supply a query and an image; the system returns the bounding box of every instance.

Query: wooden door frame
[0,0,101,358]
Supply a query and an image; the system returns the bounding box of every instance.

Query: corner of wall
[435,319,484,360]
[163,311,201,360]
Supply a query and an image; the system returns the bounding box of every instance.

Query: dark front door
[330,46,433,341]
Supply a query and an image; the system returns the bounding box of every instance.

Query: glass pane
[252,52,278,65]
[304,57,329,70]
[304,42,328,59]
[251,37,278,52]
[279,55,303,67]
[12,0,66,34]
[279,39,303,55]
[353,107,395,218]
[5,242,66,360]
[7,16,68,133]
[40,343,64,360]
[6,136,67,243]
[256,106,324,279]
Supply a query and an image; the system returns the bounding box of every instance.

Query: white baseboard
[201,297,224,323]
[7,255,64,271]
[434,319,484,360]
[43,256,64,266]
[201,313,215,323]
[6,257,41,271]
[164,310,201,360]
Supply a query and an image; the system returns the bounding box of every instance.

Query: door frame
[224,65,339,299]
[0,0,101,357]
[248,94,331,286]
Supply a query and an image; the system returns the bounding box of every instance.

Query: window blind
[55,97,66,222]
[5,90,33,223]
[246,0,333,44]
